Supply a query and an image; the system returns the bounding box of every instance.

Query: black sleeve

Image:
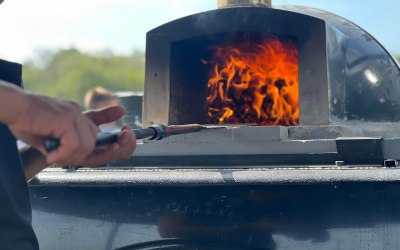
[0,59,23,88]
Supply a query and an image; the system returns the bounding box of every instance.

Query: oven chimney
[218,0,272,8]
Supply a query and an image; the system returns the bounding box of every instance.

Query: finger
[84,106,125,126]
[115,126,136,160]
[83,127,136,166]
[81,143,120,167]
[69,124,136,167]
[47,109,95,165]
[59,102,90,164]
[73,115,97,163]
[46,125,80,164]
[70,109,99,164]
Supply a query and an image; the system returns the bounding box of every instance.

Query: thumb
[84,106,125,126]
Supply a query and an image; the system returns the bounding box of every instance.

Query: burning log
[204,34,299,126]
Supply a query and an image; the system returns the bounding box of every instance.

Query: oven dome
[143,5,400,129]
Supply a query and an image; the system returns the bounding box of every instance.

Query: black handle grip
[96,132,121,145]
[44,127,158,152]
[132,127,157,140]
[44,132,121,152]
[44,138,61,152]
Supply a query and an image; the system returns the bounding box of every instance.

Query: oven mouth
[170,32,299,126]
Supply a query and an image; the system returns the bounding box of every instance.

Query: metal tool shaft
[44,124,205,152]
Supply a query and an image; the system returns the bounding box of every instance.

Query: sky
[0,0,399,63]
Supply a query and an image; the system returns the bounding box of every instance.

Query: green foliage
[24,49,398,106]
[22,48,145,105]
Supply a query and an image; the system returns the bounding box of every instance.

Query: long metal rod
[44,124,205,152]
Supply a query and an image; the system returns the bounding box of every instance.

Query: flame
[205,36,299,126]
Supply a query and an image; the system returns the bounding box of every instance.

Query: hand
[8,92,99,165]
[78,106,137,166]
[18,104,136,180]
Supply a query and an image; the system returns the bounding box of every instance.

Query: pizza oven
[143,0,400,129]
[126,0,400,167]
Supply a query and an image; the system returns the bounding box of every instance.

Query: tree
[23,48,145,106]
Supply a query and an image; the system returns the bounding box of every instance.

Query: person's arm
[0,79,99,165]
[0,81,48,180]
[19,108,137,181]
[0,80,136,180]
[0,80,26,124]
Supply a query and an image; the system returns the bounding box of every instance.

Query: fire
[204,35,299,126]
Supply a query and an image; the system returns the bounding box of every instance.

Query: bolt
[335,161,345,166]
[384,159,397,168]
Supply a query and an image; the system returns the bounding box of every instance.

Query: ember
[204,34,299,125]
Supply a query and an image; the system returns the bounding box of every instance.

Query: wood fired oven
[119,1,400,168]
[143,3,400,128]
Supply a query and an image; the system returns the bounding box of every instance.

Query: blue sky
[0,0,398,63]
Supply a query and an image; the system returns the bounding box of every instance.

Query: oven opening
[170,32,299,126]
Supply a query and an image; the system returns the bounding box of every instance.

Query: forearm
[20,146,49,181]
[0,81,43,180]
[0,80,26,124]
[1,82,136,175]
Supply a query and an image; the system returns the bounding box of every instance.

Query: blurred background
[0,0,398,105]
